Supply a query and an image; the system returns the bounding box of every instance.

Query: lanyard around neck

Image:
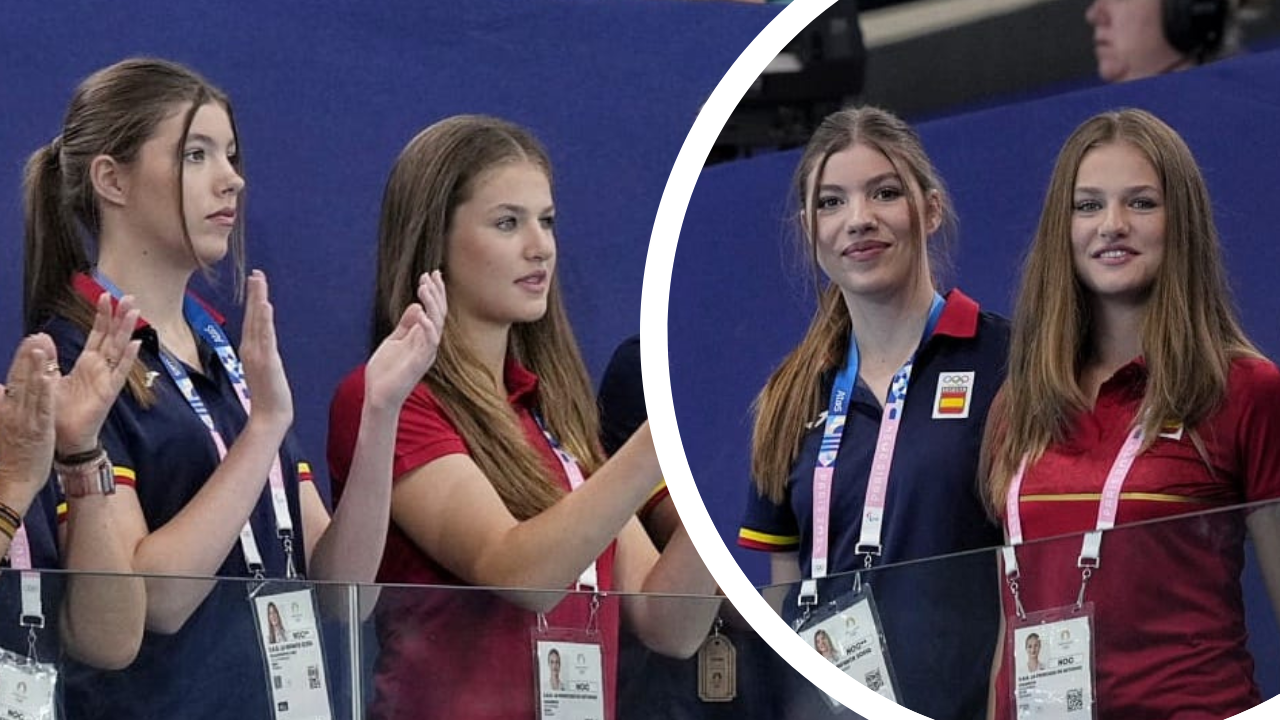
[801,292,944,607]
[94,272,298,578]
[532,411,596,590]
[1002,422,1145,618]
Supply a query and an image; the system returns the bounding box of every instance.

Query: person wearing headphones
[1086,0,1265,83]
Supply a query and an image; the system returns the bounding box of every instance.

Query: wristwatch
[53,445,116,498]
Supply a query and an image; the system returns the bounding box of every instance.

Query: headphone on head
[1163,0,1230,57]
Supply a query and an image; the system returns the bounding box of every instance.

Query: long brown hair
[23,57,244,403]
[749,106,956,503]
[982,108,1259,515]
[373,115,603,520]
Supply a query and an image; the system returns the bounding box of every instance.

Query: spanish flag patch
[932,371,975,420]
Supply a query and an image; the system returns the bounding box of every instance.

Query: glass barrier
[761,497,1280,720]
[0,498,1274,719]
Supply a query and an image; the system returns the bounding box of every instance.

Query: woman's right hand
[55,293,141,455]
[239,270,294,430]
[0,335,60,510]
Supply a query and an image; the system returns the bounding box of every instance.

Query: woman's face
[807,143,936,304]
[1070,141,1166,307]
[268,604,280,625]
[1026,634,1041,659]
[548,651,561,676]
[444,161,556,334]
[118,102,243,270]
[1085,0,1186,83]
[814,631,834,657]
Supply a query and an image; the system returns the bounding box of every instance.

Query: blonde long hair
[749,106,955,503]
[372,115,603,520]
[982,109,1259,515]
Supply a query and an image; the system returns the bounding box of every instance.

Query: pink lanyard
[1002,425,1145,618]
[8,526,45,658]
[802,294,945,608]
[533,413,595,590]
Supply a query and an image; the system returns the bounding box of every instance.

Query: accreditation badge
[0,650,55,720]
[251,585,332,720]
[697,619,736,702]
[1009,604,1096,720]
[533,626,605,720]
[795,585,899,712]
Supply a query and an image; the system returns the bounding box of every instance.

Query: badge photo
[932,371,975,420]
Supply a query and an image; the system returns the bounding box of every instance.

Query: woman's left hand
[365,270,447,411]
[0,335,59,505]
[55,293,141,455]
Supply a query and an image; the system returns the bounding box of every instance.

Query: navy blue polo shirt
[739,289,1007,720]
[46,275,314,720]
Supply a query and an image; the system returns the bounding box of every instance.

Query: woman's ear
[925,189,943,235]
[88,154,128,209]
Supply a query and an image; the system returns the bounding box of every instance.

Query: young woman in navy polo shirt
[983,109,1280,719]
[326,114,720,720]
[739,106,1008,720]
[23,57,445,719]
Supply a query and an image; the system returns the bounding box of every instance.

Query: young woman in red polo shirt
[326,114,719,720]
[983,108,1280,719]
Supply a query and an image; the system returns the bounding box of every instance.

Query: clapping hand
[0,335,59,507]
[365,270,447,410]
[56,293,142,455]
[239,270,294,429]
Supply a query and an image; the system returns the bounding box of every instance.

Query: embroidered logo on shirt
[931,371,975,419]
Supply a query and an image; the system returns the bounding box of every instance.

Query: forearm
[308,403,397,583]
[133,415,288,631]
[626,527,720,658]
[61,494,145,669]
[472,426,662,592]
[1246,504,1280,626]
[0,477,41,562]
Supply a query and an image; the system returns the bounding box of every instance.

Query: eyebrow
[1073,184,1160,195]
[185,133,236,148]
[817,172,903,193]
[492,203,555,215]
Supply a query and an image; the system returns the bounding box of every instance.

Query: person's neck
[1087,299,1145,374]
[842,276,938,370]
[1079,298,1145,404]
[96,232,195,351]
[455,316,512,394]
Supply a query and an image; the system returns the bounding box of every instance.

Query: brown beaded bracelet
[0,501,21,530]
[55,442,105,466]
[0,515,17,542]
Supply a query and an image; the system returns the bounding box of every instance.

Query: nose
[1099,204,1129,240]
[1085,0,1104,26]
[845,196,877,236]
[525,223,555,263]
[220,157,245,197]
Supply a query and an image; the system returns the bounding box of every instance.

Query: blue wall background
[670,48,1280,698]
[0,0,780,492]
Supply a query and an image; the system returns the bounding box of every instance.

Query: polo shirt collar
[504,356,540,404]
[72,272,226,331]
[931,288,980,340]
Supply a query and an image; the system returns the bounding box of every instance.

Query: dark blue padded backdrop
[0,0,780,492]
[671,48,1280,697]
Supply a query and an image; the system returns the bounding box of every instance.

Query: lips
[207,208,236,227]
[841,240,890,260]
[516,270,549,290]
[1092,246,1138,264]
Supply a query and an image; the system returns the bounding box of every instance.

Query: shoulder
[1227,355,1280,391]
